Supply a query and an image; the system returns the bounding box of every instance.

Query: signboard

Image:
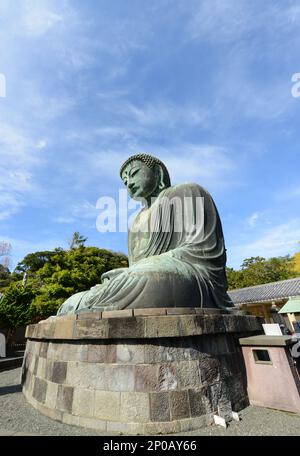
[262,323,283,336]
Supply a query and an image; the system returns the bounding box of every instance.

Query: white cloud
[79,142,237,194]
[186,0,254,43]
[246,212,260,228]
[124,101,208,129]
[36,140,47,149]
[229,218,300,267]
[0,123,45,219]
[54,201,99,224]
[22,7,63,37]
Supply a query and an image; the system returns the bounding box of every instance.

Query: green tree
[0,264,11,291]
[19,246,128,320]
[0,282,36,338]
[226,267,243,290]
[227,255,297,290]
[292,242,300,274]
[68,232,88,249]
[15,249,63,274]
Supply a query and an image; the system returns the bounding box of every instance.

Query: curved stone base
[22,308,262,434]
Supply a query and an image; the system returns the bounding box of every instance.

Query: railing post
[0,333,6,358]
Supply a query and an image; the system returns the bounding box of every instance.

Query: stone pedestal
[22,308,262,434]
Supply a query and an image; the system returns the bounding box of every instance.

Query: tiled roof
[228,277,300,305]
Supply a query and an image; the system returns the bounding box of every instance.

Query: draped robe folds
[57,183,233,315]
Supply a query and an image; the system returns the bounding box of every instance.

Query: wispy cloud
[275,185,300,202]
[229,218,300,267]
[246,212,260,228]
[54,201,99,225]
[0,123,46,219]
[22,2,63,37]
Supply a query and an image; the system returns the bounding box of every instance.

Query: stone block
[144,420,181,435]
[149,392,170,422]
[39,342,49,358]
[145,316,179,338]
[199,356,221,384]
[195,308,222,315]
[108,365,135,392]
[35,400,63,422]
[28,353,36,372]
[120,392,150,423]
[53,319,74,339]
[62,413,80,426]
[106,421,144,435]
[166,308,196,315]
[179,415,208,432]
[108,317,145,339]
[77,312,102,320]
[176,361,201,389]
[94,391,120,421]
[66,361,107,389]
[56,385,74,413]
[158,363,178,391]
[74,319,109,339]
[33,325,42,338]
[23,371,33,395]
[58,314,77,320]
[88,343,116,363]
[45,381,58,409]
[40,322,55,339]
[51,361,68,384]
[44,360,54,381]
[177,316,199,336]
[102,309,133,319]
[32,377,47,404]
[144,342,164,364]
[36,357,47,379]
[47,342,61,361]
[133,308,167,317]
[169,391,190,420]
[135,364,158,391]
[25,325,35,338]
[33,356,39,376]
[60,342,89,362]
[116,343,144,364]
[223,316,236,333]
[78,416,107,431]
[188,388,207,417]
[72,388,95,417]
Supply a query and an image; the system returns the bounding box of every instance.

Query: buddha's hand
[101,268,128,283]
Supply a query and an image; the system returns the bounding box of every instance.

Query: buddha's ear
[157,165,165,190]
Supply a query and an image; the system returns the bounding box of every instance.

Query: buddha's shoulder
[165,182,210,196]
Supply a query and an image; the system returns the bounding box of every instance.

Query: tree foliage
[227,255,297,290]
[293,243,300,274]
[0,282,36,330]
[68,232,88,249]
[1,245,128,327]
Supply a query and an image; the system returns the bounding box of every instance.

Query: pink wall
[242,346,300,414]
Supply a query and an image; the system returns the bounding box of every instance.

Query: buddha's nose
[128,181,135,190]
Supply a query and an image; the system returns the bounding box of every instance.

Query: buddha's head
[120,154,171,204]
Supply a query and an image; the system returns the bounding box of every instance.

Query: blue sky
[0,0,300,270]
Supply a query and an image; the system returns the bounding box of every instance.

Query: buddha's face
[121,160,159,201]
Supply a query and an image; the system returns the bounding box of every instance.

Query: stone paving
[1,368,300,436]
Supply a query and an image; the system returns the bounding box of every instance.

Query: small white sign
[262,323,282,336]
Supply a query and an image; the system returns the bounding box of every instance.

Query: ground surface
[1,368,300,436]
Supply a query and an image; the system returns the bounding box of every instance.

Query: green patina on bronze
[57,153,233,315]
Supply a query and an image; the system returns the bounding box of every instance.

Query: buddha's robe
[57,183,233,315]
